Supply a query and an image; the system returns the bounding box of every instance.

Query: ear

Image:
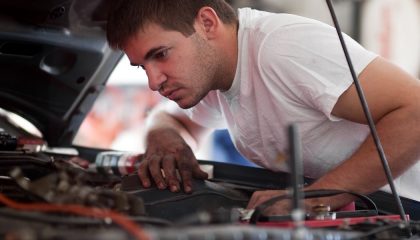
[194,7,220,39]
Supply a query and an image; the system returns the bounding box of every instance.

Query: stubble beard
[177,34,221,109]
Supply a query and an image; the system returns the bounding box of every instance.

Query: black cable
[249,189,378,224]
[325,0,408,223]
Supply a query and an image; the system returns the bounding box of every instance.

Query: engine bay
[0,134,419,240]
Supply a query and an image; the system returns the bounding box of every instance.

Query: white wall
[360,0,420,77]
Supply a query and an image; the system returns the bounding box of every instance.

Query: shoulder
[238,8,328,38]
[238,8,339,62]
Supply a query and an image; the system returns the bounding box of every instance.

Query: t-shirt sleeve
[258,19,378,121]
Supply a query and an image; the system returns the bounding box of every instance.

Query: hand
[247,190,291,216]
[248,188,353,218]
[139,129,208,193]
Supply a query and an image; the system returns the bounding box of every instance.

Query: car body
[0,1,418,239]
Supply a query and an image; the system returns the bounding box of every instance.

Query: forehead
[122,23,186,61]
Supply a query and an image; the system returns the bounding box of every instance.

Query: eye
[154,49,169,60]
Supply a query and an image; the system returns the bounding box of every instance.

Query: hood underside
[0,0,123,146]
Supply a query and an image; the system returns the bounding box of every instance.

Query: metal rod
[325,0,408,222]
[289,124,304,212]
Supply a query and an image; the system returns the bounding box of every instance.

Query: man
[106,0,420,215]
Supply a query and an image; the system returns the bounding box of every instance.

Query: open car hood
[0,0,122,146]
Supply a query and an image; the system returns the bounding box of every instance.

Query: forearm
[145,110,198,149]
[307,104,420,208]
[144,104,211,151]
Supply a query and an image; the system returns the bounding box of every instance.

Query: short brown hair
[106,0,237,50]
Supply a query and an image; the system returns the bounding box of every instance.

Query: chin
[176,102,195,109]
[175,98,199,109]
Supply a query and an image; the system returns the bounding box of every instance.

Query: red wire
[0,193,150,240]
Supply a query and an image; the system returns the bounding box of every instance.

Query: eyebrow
[130,46,166,66]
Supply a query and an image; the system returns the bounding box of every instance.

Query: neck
[218,22,238,91]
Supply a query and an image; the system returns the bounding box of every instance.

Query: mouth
[162,88,180,100]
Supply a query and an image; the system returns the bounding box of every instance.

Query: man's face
[123,23,220,109]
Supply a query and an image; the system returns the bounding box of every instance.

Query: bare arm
[248,57,420,212]
[306,56,420,207]
[139,103,211,193]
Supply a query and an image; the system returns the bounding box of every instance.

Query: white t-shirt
[170,8,420,201]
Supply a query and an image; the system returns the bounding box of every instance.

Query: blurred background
[73,0,420,166]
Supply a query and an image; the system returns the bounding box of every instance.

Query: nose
[144,63,166,91]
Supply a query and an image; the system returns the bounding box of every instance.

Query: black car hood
[0,0,122,146]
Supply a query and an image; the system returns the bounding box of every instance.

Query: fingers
[162,155,180,192]
[192,164,209,180]
[138,147,204,193]
[138,160,151,188]
[138,154,169,190]
[177,153,210,193]
[247,190,283,209]
[139,153,195,193]
[148,155,167,189]
[247,190,290,216]
[247,191,269,209]
[178,161,193,193]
